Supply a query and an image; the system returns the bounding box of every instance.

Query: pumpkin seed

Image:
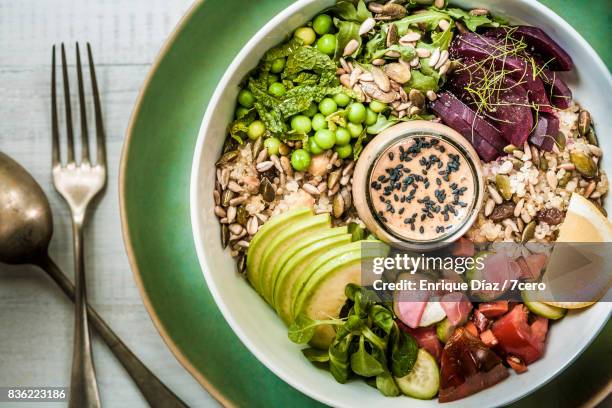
[521,221,536,243]
[495,174,512,200]
[578,110,591,136]
[503,144,517,154]
[587,128,599,146]
[333,194,345,218]
[539,157,548,171]
[260,177,275,202]
[328,170,341,189]
[221,189,234,206]
[221,224,230,248]
[216,150,238,166]
[384,63,411,84]
[372,66,391,92]
[341,187,352,210]
[382,3,407,18]
[556,131,566,151]
[570,150,598,178]
[236,206,248,226]
[386,22,398,47]
[236,254,246,273]
[368,2,384,13]
[558,171,572,187]
[408,89,425,107]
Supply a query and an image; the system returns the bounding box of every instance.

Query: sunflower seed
[434,0,445,8]
[470,8,489,16]
[213,190,220,206]
[588,144,602,157]
[229,223,243,235]
[372,58,386,66]
[484,198,495,216]
[340,58,351,72]
[397,102,412,111]
[497,161,513,175]
[340,73,351,88]
[386,23,398,47]
[435,50,449,69]
[333,194,345,218]
[584,181,597,198]
[359,72,373,82]
[428,48,441,67]
[385,50,401,58]
[246,216,259,235]
[439,60,451,75]
[341,187,352,209]
[514,199,525,218]
[352,84,366,102]
[408,106,420,116]
[214,206,226,218]
[359,18,376,36]
[221,225,229,248]
[399,32,421,44]
[236,240,250,249]
[350,66,363,87]
[426,90,437,101]
[342,161,355,176]
[556,163,575,171]
[372,66,391,92]
[343,39,359,56]
[227,181,242,193]
[488,185,503,205]
[256,161,274,172]
[229,195,247,206]
[302,183,320,196]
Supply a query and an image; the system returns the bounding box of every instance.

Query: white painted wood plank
[0,1,222,407]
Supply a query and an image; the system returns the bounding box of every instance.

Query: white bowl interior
[191,1,612,406]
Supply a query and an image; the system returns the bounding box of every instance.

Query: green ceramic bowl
[120,0,611,406]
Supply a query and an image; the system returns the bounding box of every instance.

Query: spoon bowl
[0,152,53,264]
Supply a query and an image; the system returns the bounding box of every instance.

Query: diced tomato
[472,309,489,332]
[479,301,509,318]
[524,253,548,280]
[399,324,443,361]
[440,292,472,326]
[480,329,498,347]
[464,321,478,337]
[451,237,475,257]
[492,304,549,364]
[439,327,510,402]
[507,355,528,374]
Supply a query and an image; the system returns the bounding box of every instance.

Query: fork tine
[75,43,90,164]
[86,43,106,167]
[61,43,75,164]
[51,45,60,167]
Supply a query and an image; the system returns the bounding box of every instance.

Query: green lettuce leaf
[444,8,501,31]
[369,44,417,61]
[391,10,450,34]
[334,18,361,60]
[328,0,371,22]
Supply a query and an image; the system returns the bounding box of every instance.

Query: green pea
[308,137,324,155]
[316,34,337,55]
[291,115,312,134]
[302,102,319,117]
[270,58,286,74]
[365,108,378,126]
[347,122,363,138]
[318,98,338,116]
[237,89,255,108]
[314,129,336,150]
[311,113,328,131]
[291,149,312,171]
[333,93,351,107]
[264,137,281,155]
[247,120,266,140]
[268,82,286,98]
[313,14,332,35]
[368,100,387,113]
[335,128,351,146]
[294,27,316,45]
[335,144,353,159]
[347,103,367,124]
[235,106,249,119]
[267,74,279,86]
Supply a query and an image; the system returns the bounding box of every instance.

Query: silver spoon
[0,151,187,407]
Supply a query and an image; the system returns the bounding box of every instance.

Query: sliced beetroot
[540,69,572,109]
[446,70,534,147]
[430,92,502,162]
[439,327,509,402]
[450,34,552,111]
[485,26,573,71]
[529,111,559,151]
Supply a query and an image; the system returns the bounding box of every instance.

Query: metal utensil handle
[37,255,188,408]
[69,218,101,408]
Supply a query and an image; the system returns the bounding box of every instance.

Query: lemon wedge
[542,193,612,309]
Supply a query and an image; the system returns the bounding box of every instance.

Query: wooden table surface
[0,1,220,406]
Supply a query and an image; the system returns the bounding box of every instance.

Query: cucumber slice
[522,291,567,320]
[419,301,446,327]
[395,349,440,399]
[436,318,455,343]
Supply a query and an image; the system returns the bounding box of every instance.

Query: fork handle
[69,220,102,408]
[37,255,188,408]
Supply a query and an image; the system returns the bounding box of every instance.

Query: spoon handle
[37,256,188,408]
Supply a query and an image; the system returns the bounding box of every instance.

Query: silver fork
[51,43,104,408]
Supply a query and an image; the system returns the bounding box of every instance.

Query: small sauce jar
[353,121,484,251]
